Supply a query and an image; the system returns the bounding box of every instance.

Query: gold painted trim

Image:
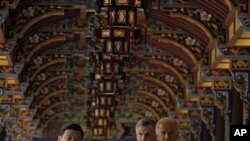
[0,59,10,66]
[235,39,250,47]
[18,11,64,37]
[241,32,250,38]
[224,0,233,11]
[194,62,202,84]
[0,56,7,59]
[199,81,213,87]
[227,17,244,47]
[215,59,231,69]
[0,27,5,42]
[30,58,66,80]
[26,36,66,62]
[9,0,21,8]
[224,8,236,26]
[209,47,230,69]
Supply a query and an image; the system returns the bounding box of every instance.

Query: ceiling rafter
[37,102,73,129]
[17,10,65,37]
[37,89,69,108]
[32,75,67,97]
[146,37,195,67]
[136,74,178,108]
[39,111,80,130]
[170,13,213,42]
[192,0,229,21]
[38,101,69,119]
[136,89,168,113]
[150,10,210,46]
[25,37,75,62]
[128,100,160,120]
[30,59,66,80]
[21,9,80,38]
[148,59,186,83]
[13,0,35,12]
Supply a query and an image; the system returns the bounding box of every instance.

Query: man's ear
[155,134,159,140]
[58,136,62,141]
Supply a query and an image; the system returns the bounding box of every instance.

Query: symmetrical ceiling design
[0,0,250,141]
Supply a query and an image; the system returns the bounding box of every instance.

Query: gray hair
[135,118,155,129]
[155,117,178,135]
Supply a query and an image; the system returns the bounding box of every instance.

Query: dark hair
[135,118,155,129]
[60,123,84,139]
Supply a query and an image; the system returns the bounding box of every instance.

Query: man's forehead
[158,122,175,131]
[136,125,154,131]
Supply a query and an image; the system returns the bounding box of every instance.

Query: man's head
[155,117,178,141]
[58,123,84,141]
[135,118,156,141]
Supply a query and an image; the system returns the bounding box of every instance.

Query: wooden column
[204,128,212,141]
[232,90,243,124]
[215,108,225,141]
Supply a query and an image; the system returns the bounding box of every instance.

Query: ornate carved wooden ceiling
[0,0,250,141]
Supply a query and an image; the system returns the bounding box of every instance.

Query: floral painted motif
[0,42,13,52]
[221,47,250,56]
[200,11,212,21]
[29,34,40,43]
[185,36,196,46]
[22,7,35,17]
[215,91,229,114]
[204,69,232,77]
